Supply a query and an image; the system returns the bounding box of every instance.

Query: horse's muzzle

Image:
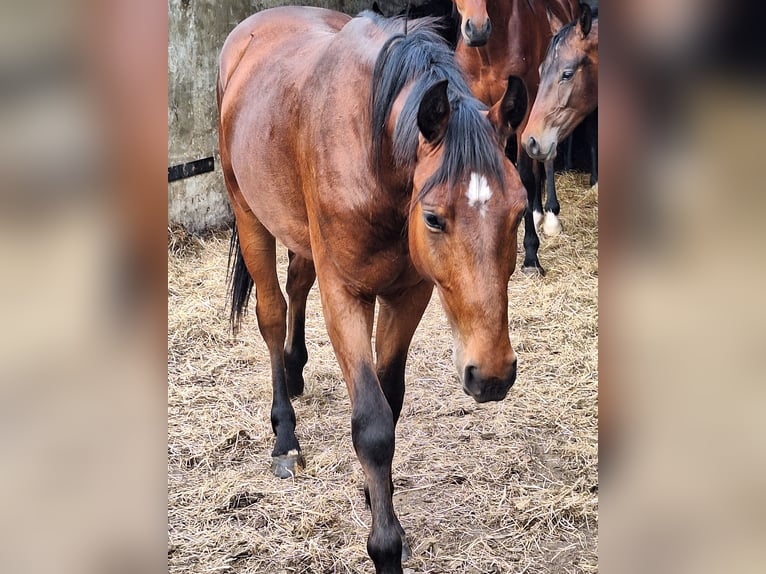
[524,135,557,162]
[462,359,516,403]
[463,18,492,48]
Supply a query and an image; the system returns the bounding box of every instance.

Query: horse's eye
[561,69,575,81]
[423,212,446,232]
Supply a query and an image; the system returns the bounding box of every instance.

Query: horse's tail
[226,222,254,335]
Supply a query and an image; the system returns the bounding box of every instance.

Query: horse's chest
[314,205,411,293]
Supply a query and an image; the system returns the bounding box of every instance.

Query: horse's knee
[352,406,395,467]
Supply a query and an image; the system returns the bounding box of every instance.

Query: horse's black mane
[371,0,460,48]
[367,13,505,201]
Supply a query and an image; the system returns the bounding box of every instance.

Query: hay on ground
[168,172,598,573]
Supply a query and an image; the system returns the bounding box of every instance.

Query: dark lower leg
[371,283,432,563]
[237,218,303,478]
[565,133,574,171]
[518,152,545,274]
[284,251,316,397]
[255,289,303,477]
[542,159,562,236]
[544,160,559,216]
[588,111,598,185]
[351,365,402,574]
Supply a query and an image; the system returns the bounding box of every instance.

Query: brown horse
[450,0,580,271]
[523,3,598,234]
[217,7,528,573]
[523,2,598,178]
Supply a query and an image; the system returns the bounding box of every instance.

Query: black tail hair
[226,223,254,335]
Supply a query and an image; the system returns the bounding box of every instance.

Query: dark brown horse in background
[449,0,580,273]
[523,2,598,204]
[218,7,528,573]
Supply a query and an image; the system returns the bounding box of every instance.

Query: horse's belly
[234,158,313,260]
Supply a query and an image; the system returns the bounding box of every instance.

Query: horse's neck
[454,0,525,105]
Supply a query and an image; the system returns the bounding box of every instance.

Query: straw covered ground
[168,172,598,573]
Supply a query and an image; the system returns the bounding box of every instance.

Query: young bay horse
[217,7,528,573]
[449,0,580,271]
[523,1,599,221]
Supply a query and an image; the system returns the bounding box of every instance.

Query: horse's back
[219,7,349,96]
[218,8,354,252]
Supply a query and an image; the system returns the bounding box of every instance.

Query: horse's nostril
[527,136,538,155]
[464,364,478,388]
[464,18,472,33]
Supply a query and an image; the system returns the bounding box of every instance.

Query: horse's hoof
[542,212,562,236]
[522,265,545,277]
[271,450,304,478]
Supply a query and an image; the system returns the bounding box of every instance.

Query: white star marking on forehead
[466,172,492,217]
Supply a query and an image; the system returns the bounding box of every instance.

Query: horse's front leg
[317,276,403,574]
[542,159,562,236]
[369,281,434,562]
[518,150,546,275]
[587,110,598,186]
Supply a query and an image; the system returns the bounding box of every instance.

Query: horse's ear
[417,79,451,143]
[488,76,528,139]
[546,7,567,36]
[578,3,593,37]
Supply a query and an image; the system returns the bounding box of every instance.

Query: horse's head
[523,2,599,161]
[453,0,492,46]
[408,77,527,402]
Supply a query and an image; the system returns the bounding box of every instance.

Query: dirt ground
[168,172,598,573]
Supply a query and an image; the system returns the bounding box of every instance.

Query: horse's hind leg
[542,159,562,236]
[284,250,315,397]
[234,210,304,478]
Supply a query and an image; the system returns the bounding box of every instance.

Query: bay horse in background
[217,7,528,573]
[523,1,598,203]
[448,0,579,273]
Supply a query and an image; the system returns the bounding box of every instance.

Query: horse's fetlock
[367,527,403,573]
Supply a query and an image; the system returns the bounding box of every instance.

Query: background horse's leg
[517,150,545,275]
[369,281,434,562]
[284,251,316,397]
[235,210,303,479]
[564,133,575,171]
[587,110,598,186]
[316,271,403,574]
[542,159,562,236]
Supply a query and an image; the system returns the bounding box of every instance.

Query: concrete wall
[168,0,405,232]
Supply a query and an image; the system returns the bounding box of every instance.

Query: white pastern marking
[467,172,492,217]
[533,210,543,230]
[543,211,562,236]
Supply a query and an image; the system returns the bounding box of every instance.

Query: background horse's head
[453,0,492,46]
[522,2,599,161]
